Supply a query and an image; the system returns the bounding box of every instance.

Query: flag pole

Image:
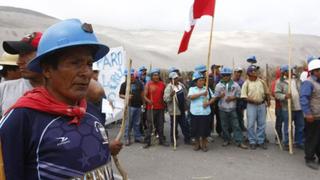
[288,24,293,155]
[205,2,216,90]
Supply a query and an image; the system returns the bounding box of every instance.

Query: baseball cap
[3,32,42,54]
[247,65,260,74]
[211,64,221,69]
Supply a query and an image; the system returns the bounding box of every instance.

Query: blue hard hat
[247,55,257,64]
[124,68,135,76]
[168,67,178,73]
[169,72,179,79]
[138,66,147,72]
[194,64,207,72]
[280,65,289,73]
[27,19,109,73]
[220,67,233,75]
[150,67,160,75]
[192,71,204,81]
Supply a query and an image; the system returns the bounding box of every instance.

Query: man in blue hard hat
[275,65,304,151]
[144,68,169,148]
[214,67,247,149]
[0,19,122,179]
[119,68,144,146]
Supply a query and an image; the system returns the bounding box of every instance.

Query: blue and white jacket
[0,103,114,180]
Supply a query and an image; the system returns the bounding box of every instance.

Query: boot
[193,138,200,151]
[201,137,208,152]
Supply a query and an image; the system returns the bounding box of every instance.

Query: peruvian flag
[178,0,216,54]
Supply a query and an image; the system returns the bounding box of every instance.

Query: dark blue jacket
[0,103,113,180]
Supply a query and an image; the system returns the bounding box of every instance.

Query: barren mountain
[1,6,320,70]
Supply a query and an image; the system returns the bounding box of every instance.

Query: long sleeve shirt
[300,75,320,115]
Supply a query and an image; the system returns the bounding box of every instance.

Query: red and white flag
[178,0,216,54]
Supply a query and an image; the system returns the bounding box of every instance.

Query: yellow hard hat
[0,52,18,66]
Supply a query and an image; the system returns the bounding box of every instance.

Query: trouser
[246,103,267,145]
[124,106,143,141]
[145,109,165,144]
[170,113,190,143]
[219,110,243,144]
[236,108,246,130]
[236,99,246,131]
[275,108,283,141]
[304,120,320,161]
[282,110,305,145]
[213,103,222,135]
[140,109,147,135]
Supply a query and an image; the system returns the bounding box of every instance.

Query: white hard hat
[308,59,320,71]
[0,52,18,66]
[234,67,243,72]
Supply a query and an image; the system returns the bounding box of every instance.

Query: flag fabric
[178,0,215,54]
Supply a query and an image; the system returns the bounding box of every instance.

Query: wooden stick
[0,140,6,180]
[113,59,132,180]
[172,79,177,150]
[150,93,157,145]
[288,24,293,155]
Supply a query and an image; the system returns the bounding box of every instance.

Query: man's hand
[203,101,210,108]
[110,140,123,156]
[305,114,315,123]
[147,99,153,105]
[285,93,292,99]
[220,92,225,99]
[170,90,176,97]
[266,100,271,107]
[225,96,235,103]
[202,91,208,97]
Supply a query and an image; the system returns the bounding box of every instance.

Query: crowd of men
[119,56,320,170]
[0,19,319,180]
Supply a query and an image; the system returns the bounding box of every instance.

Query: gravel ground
[107,109,320,180]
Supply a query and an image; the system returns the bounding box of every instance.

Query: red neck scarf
[5,87,87,126]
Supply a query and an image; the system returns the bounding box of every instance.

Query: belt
[248,101,265,105]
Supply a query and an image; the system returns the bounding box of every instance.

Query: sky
[0,0,319,35]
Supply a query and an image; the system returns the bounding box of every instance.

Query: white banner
[94,47,126,125]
